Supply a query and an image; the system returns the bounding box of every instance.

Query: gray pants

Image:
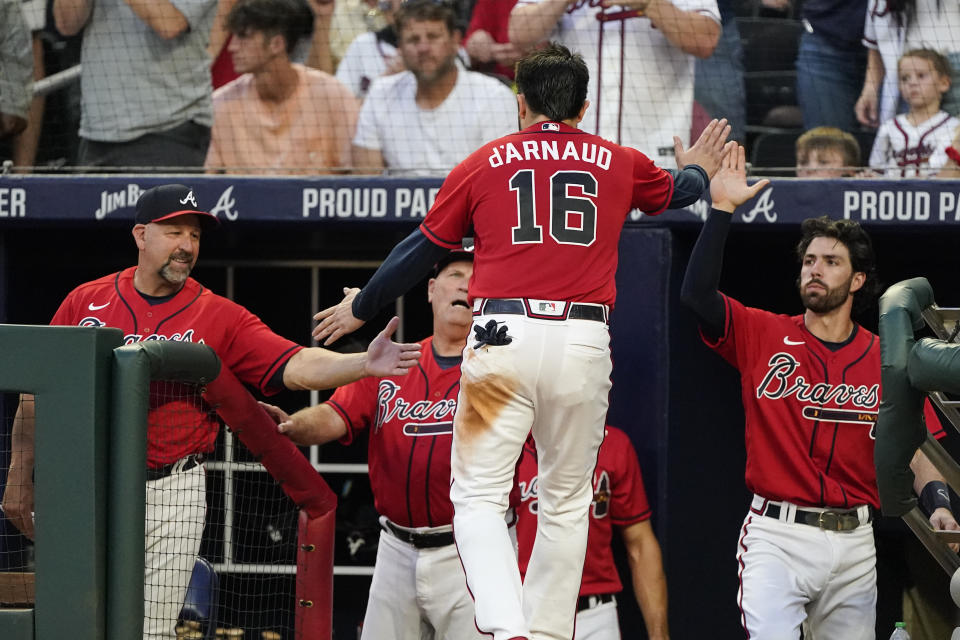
[78,120,210,171]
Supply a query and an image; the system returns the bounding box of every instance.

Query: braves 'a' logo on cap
[179,190,198,208]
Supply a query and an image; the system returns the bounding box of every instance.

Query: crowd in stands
[0,0,959,177]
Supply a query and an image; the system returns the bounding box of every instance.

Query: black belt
[382,520,454,549]
[577,593,615,612]
[146,454,205,481]
[760,503,870,532]
[477,298,607,323]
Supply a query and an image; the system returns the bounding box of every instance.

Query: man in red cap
[2,183,421,639]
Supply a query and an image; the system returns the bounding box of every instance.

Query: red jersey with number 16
[420,121,674,306]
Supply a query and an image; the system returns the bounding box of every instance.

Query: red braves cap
[134,184,220,231]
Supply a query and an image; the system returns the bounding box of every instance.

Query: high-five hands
[674,118,736,179]
[313,287,364,345]
[709,144,770,214]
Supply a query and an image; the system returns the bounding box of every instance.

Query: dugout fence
[876,279,960,634]
[0,326,338,640]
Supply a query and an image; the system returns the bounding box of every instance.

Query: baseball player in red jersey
[262,250,519,640]
[516,426,668,640]
[0,184,421,640]
[680,148,959,639]
[313,44,731,640]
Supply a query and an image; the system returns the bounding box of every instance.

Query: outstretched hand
[364,316,422,377]
[709,144,770,213]
[313,287,364,345]
[259,401,292,428]
[258,401,312,446]
[674,118,735,179]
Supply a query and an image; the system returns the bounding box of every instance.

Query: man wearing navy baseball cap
[2,181,423,638]
[132,184,221,296]
[135,184,219,231]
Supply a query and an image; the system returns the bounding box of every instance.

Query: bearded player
[516,425,668,639]
[261,249,520,640]
[680,147,959,638]
[1,184,420,639]
[313,44,731,640]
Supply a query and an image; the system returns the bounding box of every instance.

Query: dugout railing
[0,326,339,640]
[0,325,120,640]
[876,278,960,634]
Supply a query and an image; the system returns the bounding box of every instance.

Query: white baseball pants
[574,598,620,640]
[451,310,612,640]
[360,525,492,640]
[144,463,206,639]
[738,499,876,640]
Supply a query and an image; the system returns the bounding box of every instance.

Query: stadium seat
[738,18,803,74]
[745,72,800,128]
[178,557,219,639]
[750,130,802,176]
[739,18,803,128]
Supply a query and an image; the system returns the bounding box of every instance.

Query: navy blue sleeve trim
[352,228,452,321]
[680,208,730,338]
[666,164,708,209]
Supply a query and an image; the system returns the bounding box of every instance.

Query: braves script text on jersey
[328,337,460,528]
[707,294,883,508]
[50,265,302,639]
[517,426,651,639]
[706,293,941,638]
[52,266,302,468]
[327,337,497,640]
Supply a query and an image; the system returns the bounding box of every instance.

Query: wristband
[920,480,952,514]
[946,146,960,165]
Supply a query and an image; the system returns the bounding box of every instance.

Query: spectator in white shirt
[351,0,517,176]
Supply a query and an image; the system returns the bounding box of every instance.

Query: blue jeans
[695,17,747,143]
[796,30,867,132]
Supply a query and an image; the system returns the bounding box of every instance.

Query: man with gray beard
[2,184,422,639]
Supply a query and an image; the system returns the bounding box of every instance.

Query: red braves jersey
[516,426,651,596]
[707,294,895,509]
[50,266,303,468]
[327,337,461,528]
[420,121,674,306]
